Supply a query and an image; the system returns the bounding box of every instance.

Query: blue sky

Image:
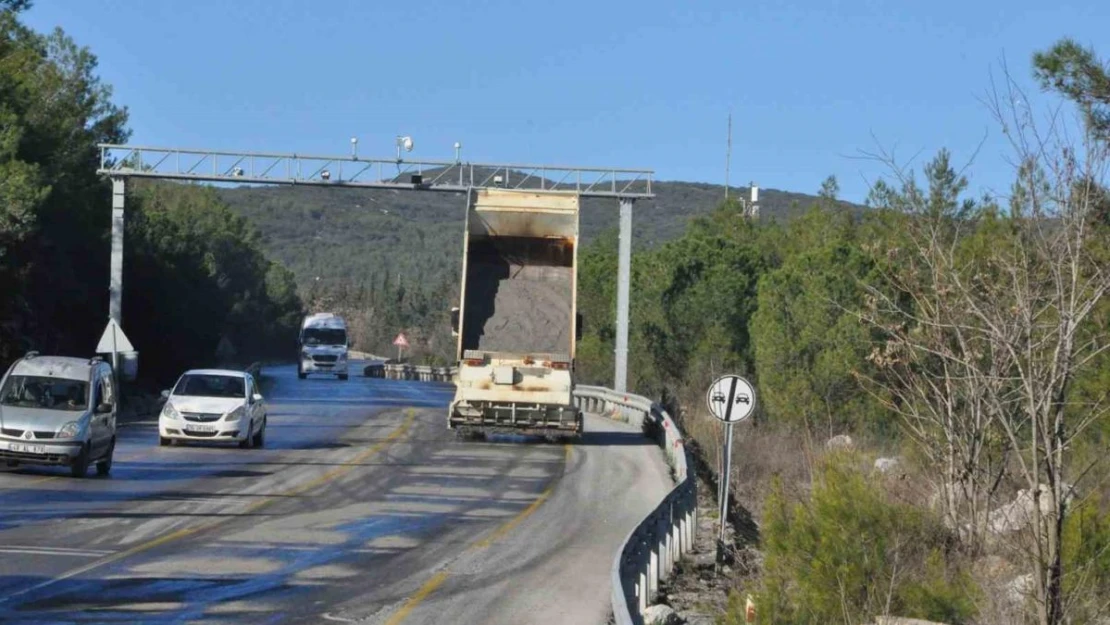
[25,0,1108,203]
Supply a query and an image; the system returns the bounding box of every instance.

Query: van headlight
[338,353,348,361]
[57,421,81,439]
[161,402,180,420]
[224,406,245,422]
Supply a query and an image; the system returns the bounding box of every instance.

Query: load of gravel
[462,239,573,356]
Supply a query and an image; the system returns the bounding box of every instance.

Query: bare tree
[859,63,1110,623]
[856,148,1013,555]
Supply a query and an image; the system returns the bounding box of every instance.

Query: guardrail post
[680,500,691,554]
[638,570,647,614]
[669,509,679,573]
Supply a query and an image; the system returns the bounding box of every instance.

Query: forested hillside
[216,180,849,360]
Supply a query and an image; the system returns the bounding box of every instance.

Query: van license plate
[185,424,217,433]
[10,443,46,454]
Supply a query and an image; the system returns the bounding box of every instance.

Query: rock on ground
[874,457,900,473]
[643,604,683,625]
[988,484,1074,535]
[1006,574,1035,606]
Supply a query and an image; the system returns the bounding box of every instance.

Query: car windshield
[302,328,346,346]
[0,375,89,411]
[173,374,245,398]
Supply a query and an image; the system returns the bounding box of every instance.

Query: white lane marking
[321,613,356,623]
[0,546,114,557]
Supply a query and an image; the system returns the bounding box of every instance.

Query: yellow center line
[385,443,571,624]
[383,571,449,625]
[0,410,417,605]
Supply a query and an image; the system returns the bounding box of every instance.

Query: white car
[158,369,267,448]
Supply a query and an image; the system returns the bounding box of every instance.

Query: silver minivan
[0,352,117,477]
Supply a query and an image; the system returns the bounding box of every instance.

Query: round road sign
[706,375,756,423]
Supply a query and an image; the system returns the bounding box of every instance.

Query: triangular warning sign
[96,319,134,353]
[393,333,409,348]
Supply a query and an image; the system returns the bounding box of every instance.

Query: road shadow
[573,430,653,447]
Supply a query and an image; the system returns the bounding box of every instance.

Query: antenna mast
[725,112,732,201]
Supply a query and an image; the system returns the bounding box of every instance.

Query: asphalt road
[0,363,671,624]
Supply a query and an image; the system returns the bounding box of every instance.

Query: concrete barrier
[572,385,696,625]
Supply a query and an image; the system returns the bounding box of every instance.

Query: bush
[749,454,978,625]
[1062,491,1110,622]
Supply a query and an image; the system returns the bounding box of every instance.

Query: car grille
[0,428,55,440]
[182,413,222,422]
[313,354,339,363]
[183,430,219,438]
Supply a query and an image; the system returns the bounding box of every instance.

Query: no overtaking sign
[706,375,756,423]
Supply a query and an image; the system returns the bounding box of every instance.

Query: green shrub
[745,455,978,625]
[1062,491,1110,621]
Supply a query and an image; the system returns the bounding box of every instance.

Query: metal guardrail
[573,385,697,625]
[367,363,456,382]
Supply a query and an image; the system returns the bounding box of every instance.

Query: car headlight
[57,421,81,439]
[224,406,246,422]
[302,350,311,359]
[338,353,348,361]
[161,402,180,420]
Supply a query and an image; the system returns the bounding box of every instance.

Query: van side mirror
[96,402,113,415]
[160,389,170,400]
[576,313,584,341]
[450,307,460,337]
[252,393,264,403]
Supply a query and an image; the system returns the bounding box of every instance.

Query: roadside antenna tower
[725,112,732,202]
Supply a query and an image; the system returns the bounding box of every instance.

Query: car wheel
[297,366,307,380]
[96,438,115,476]
[252,419,266,448]
[338,373,349,381]
[70,443,90,478]
[159,436,172,447]
[239,421,253,449]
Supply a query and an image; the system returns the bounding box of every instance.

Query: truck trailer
[449,188,583,437]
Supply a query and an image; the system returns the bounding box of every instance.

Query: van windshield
[302,328,347,346]
[173,374,245,398]
[0,375,89,411]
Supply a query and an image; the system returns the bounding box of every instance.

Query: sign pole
[719,421,734,544]
[111,320,120,405]
[705,374,756,563]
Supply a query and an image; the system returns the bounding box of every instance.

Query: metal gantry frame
[97,145,653,199]
[97,143,653,391]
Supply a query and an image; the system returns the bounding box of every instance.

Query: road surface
[0,363,670,624]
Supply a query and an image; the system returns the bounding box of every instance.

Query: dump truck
[448,188,583,437]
